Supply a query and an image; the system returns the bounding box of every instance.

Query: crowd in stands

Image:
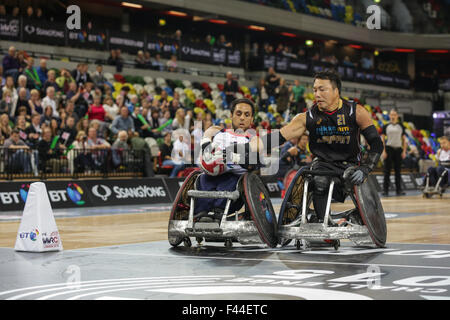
[1,42,444,180]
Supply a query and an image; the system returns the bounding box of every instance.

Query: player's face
[313,79,339,110]
[441,138,449,150]
[232,103,253,131]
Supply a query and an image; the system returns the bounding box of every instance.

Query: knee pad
[313,175,330,196]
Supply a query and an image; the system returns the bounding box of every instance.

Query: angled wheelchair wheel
[279,167,311,225]
[353,177,387,248]
[283,169,298,195]
[168,168,202,247]
[243,173,278,248]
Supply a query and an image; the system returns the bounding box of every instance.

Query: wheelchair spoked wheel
[243,173,279,248]
[283,169,298,197]
[168,169,202,247]
[278,167,311,246]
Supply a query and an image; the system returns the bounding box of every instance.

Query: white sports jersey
[439,148,450,162]
[212,129,251,175]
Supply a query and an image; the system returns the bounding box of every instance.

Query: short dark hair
[313,70,341,94]
[230,98,255,116]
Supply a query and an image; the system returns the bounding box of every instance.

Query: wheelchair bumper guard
[168,220,262,245]
[278,224,373,247]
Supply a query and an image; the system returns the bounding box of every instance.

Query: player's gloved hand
[344,166,370,185]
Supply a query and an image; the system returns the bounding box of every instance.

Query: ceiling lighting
[281,32,297,37]
[349,44,362,49]
[248,25,265,31]
[393,48,415,52]
[121,2,143,9]
[209,19,228,24]
[305,40,313,46]
[166,11,187,17]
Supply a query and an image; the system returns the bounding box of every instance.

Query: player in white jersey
[424,135,450,188]
[195,98,258,216]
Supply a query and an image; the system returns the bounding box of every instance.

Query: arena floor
[0,191,449,300]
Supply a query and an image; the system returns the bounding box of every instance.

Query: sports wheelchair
[168,169,278,248]
[422,166,449,199]
[278,166,387,250]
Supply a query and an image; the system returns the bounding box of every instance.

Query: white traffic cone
[14,182,63,252]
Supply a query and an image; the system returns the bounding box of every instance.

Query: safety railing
[0,147,145,180]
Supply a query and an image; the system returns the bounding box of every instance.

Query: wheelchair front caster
[195,237,203,244]
[183,237,192,247]
[333,239,340,251]
[224,239,233,248]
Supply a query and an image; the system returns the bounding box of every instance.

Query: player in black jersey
[246,70,384,223]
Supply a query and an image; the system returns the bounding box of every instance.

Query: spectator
[25,6,33,19]
[25,113,42,149]
[14,115,29,144]
[275,78,290,115]
[35,7,43,20]
[40,105,55,126]
[11,6,20,17]
[0,89,13,116]
[171,108,186,130]
[217,34,232,48]
[0,4,6,17]
[166,55,178,72]
[15,87,31,118]
[135,50,146,69]
[2,46,20,81]
[68,130,90,173]
[290,79,306,113]
[23,57,42,91]
[2,75,18,112]
[64,101,79,123]
[223,71,239,107]
[4,129,32,173]
[56,68,75,94]
[71,63,92,86]
[28,89,43,115]
[91,64,110,92]
[36,58,49,84]
[76,117,90,134]
[0,113,12,138]
[16,75,31,99]
[256,78,270,112]
[111,130,129,168]
[86,126,110,170]
[0,65,4,87]
[17,51,27,72]
[152,54,164,71]
[110,106,135,137]
[42,87,59,118]
[103,96,119,122]
[297,48,306,61]
[360,52,374,70]
[343,56,355,68]
[42,70,60,94]
[141,51,151,69]
[107,49,123,73]
[37,127,66,173]
[59,116,77,147]
[265,67,280,96]
[160,132,185,178]
[87,95,106,122]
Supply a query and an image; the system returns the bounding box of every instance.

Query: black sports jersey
[306,99,361,163]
